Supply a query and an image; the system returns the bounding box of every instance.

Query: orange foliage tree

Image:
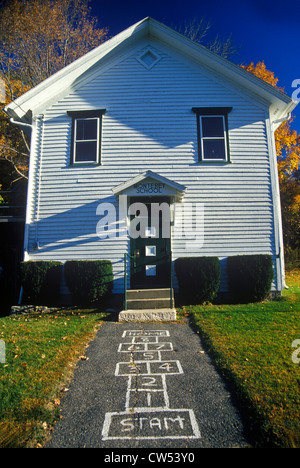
[241,61,300,256]
[0,0,108,184]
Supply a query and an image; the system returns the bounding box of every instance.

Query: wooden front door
[130,197,171,289]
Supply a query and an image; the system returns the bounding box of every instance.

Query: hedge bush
[227,254,274,302]
[20,261,62,305]
[64,260,113,306]
[174,257,221,304]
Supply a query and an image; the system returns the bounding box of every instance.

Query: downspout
[270,112,292,290]
[272,112,291,130]
[9,117,33,130]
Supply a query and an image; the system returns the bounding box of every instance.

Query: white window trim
[199,115,228,162]
[73,117,100,165]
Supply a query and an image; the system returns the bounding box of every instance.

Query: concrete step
[127,288,172,300]
[119,308,176,322]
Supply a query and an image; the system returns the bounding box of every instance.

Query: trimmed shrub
[64,260,113,306]
[227,254,274,302]
[20,261,62,305]
[174,257,221,304]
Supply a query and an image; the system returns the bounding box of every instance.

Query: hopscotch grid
[104,329,200,440]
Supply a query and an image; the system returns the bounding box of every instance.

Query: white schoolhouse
[5,17,297,306]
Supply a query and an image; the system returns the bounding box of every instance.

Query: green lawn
[0,309,108,447]
[180,268,300,448]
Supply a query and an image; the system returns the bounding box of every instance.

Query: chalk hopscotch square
[127,389,168,409]
[147,342,173,351]
[118,343,147,352]
[148,360,183,375]
[122,330,170,338]
[102,408,201,440]
[115,361,149,376]
[130,374,165,391]
[132,336,159,343]
[117,351,161,362]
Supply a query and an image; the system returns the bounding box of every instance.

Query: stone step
[119,308,176,322]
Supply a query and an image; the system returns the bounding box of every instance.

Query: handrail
[170,250,174,309]
[124,253,134,310]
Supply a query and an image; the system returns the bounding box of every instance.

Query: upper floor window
[67,109,106,165]
[192,107,232,162]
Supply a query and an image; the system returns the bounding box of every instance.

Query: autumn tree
[0,79,31,185]
[0,0,108,185]
[0,0,108,94]
[241,61,300,258]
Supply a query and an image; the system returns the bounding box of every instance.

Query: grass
[0,308,109,448]
[179,268,300,448]
[0,270,299,448]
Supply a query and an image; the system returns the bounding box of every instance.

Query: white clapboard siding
[25,38,279,293]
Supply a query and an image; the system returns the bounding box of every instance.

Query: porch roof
[112,170,186,202]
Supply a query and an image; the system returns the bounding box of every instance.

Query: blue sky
[90,0,300,133]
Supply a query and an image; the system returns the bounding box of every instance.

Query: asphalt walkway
[46,321,252,449]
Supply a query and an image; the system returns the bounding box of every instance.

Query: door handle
[134,249,140,268]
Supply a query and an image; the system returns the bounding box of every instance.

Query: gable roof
[112,170,186,202]
[5,17,297,128]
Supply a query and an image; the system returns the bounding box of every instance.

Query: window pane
[203,139,226,159]
[76,119,97,141]
[75,141,97,162]
[201,116,224,137]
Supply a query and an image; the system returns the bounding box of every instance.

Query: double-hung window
[192,107,232,162]
[67,109,106,165]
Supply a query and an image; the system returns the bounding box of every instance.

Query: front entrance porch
[112,170,186,322]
